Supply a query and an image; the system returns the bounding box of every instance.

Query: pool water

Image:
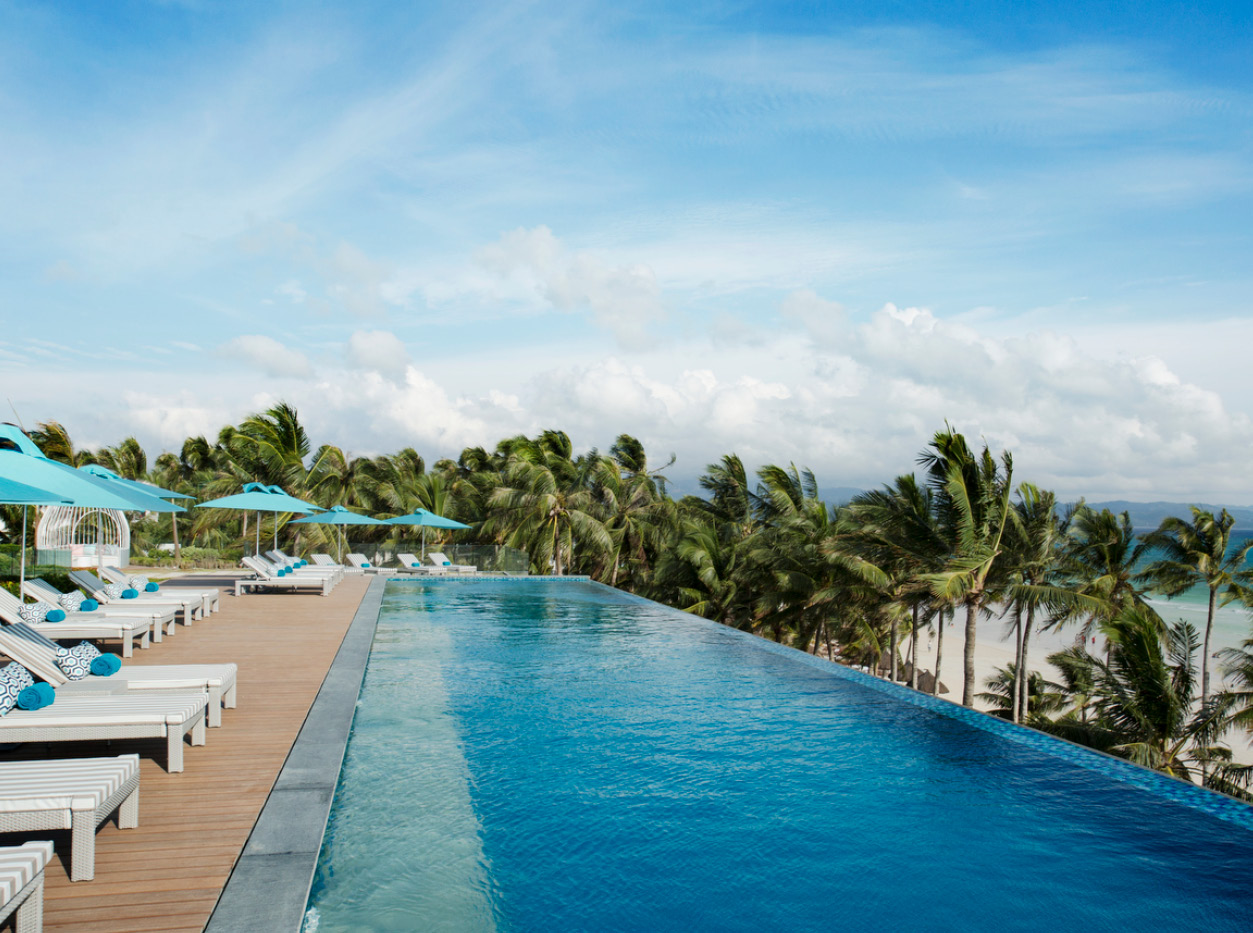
[306,581,1253,932]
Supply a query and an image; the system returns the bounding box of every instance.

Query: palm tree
[487,455,611,575]
[977,664,1066,725]
[841,475,947,691]
[919,427,1014,707]
[1139,508,1253,705]
[28,421,90,466]
[94,437,148,479]
[1061,506,1156,642]
[1045,606,1233,785]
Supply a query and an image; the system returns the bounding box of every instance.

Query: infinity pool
[305,580,1253,932]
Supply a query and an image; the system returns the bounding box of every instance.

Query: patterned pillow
[103,583,125,600]
[17,602,50,623]
[0,662,36,715]
[70,641,102,662]
[129,575,150,589]
[55,647,91,681]
[59,590,85,611]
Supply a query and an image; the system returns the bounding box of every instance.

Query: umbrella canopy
[291,505,389,563]
[197,483,320,514]
[80,464,194,500]
[0,426,177,513]
[386,508,470,530]
[197,482,321,556]
[387,507,470,560]
[0,477,72,507]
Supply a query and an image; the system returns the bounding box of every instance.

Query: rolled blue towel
[81,599,99,611]
[90,654,122,676]
[121,588,139,599]
[145,582,159,592]
[277,567,288,576]
[16,682,54,710]
[411,562,419,567]
[300,560,308,566]
[361,561,370,568]
[45,609,66,623]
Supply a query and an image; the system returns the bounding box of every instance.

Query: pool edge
[204,575,388,933]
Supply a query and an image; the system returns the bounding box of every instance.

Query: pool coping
[204,574,388,933]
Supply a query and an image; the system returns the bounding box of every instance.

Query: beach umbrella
[290,505,388,563]
[386,507,470,560]
[80,463,193,559]
[0,425,186,575]
[196,483,321,556]
[0,477,72,595]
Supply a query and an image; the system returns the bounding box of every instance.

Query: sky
[1,0,1252,502]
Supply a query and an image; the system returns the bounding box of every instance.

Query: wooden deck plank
[0,572,372,933]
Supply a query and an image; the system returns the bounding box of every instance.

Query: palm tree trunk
[910,606,919,690]
[889,615,899,682]
[962,600,979,707]
[1012,613,1024,725]
[172,514,181,560]
[1017,605,1036,725]
[1203,587,1217,706]
[933,616,945,696]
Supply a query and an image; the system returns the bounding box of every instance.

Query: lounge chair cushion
[103,583,124,599]
[17,602,50,623]
[55,647,91,681]
[58,590,85,611]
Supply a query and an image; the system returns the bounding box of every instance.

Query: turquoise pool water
[305,580,1253,932]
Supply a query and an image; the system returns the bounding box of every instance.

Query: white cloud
[476,226,665,349]
[345,330,409,380]
[218,335,313,379]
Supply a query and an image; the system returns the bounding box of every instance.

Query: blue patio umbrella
[0,477,72,595]
[290,505,388,563]
[387,507,470,560]
[197,483,322,556]
[81,463,193,557]
[0,424,186,575]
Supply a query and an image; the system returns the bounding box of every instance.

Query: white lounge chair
[22,580,176,642]
[0,671,208,772]
[99,566,220,616]
[428,552,477,573]
[237,557,332,596]
[70,570,200,626]
[0,591,150,657]
[0,623,237,728]
[262,552,343,584]
[0,756,138,881]
[395,553,444,574]
[346,553,384,574]
[0,841,53,932]
[311,554,352,573]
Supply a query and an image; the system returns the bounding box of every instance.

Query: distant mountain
[1080,501,1253,532]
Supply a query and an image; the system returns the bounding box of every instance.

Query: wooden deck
[0,572,373,933]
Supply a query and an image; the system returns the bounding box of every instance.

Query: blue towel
[411,562,419,567]
[145,582,159,592]
[81,599,99,611]
[44,609,66,622]
[277,567,288,576]
[90,654,122,676]
[16,682,54,710]
[121,588,139,599]
[361,562,370,568]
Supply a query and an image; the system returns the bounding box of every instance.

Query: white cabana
[35,505,130,568]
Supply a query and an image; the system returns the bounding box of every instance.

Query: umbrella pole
[97,510,104,574]
[18,506,27,598]
[422,526,426,561]
[274,517,279,554]
[255,510,261,557]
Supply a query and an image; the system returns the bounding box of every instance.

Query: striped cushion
[0,841,53,908]
[0,755,138,815]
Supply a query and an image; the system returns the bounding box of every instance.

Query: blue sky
[2,0,1252,501]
